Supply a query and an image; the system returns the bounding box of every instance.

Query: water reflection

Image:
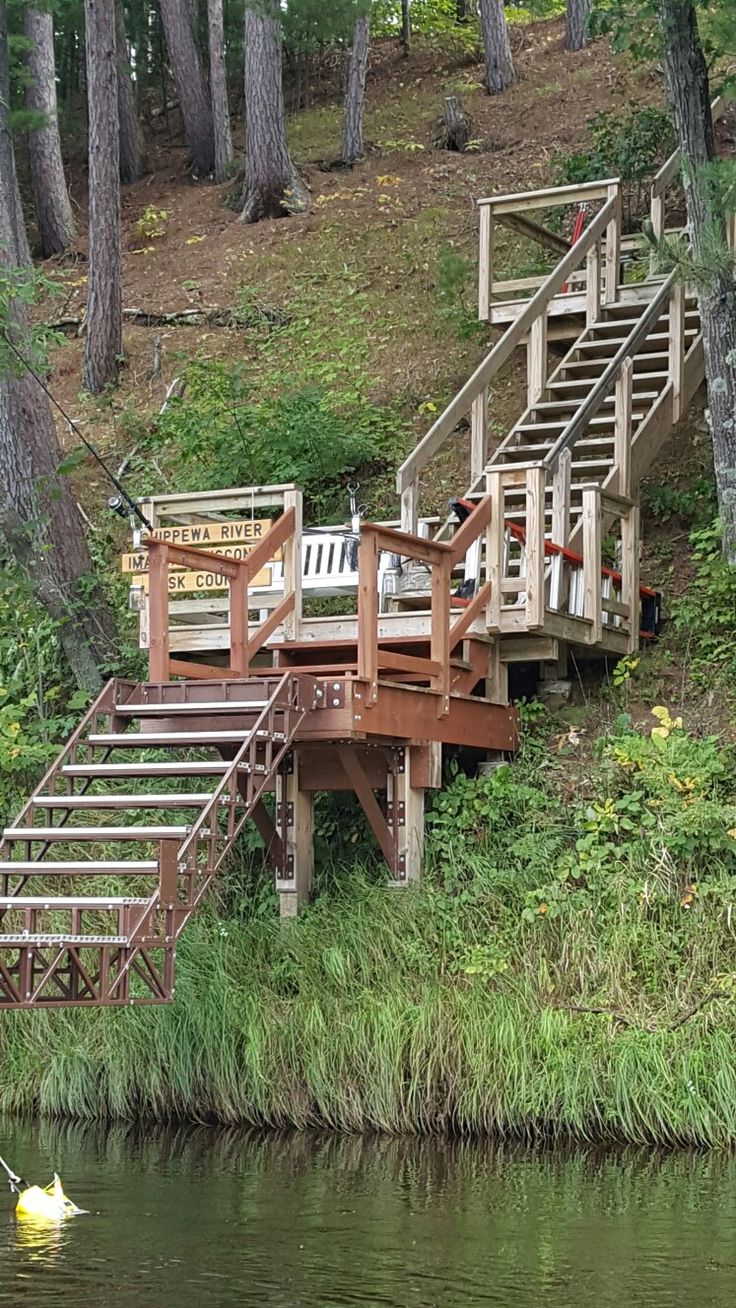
[1,1118,736,1307]
[12,1214,71,1261]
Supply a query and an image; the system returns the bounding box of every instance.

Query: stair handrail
[650,95,725,243]
[357,497,493,714]
[396,191,619,532]
[144,502,302,680]
[541,268,681,476]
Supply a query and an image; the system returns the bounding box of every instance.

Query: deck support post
[275,750,314,918]
[388,746,430,886]
[527,314,547,408]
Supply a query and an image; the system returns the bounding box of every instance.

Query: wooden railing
[357,498,492,714]
[145,507,302,680]
[476,177,622,316]
[396,186,621,533]
[485,466,641,653]
[650,95,726,250]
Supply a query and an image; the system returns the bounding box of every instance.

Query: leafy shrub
[674,519,736,683]
[157,362,391,520]
[434,247,484,338]
[555,105,675,231]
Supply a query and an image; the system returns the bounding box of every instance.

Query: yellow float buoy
[15,1173,84,1222]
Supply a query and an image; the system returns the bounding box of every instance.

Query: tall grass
[3,715,736,1144]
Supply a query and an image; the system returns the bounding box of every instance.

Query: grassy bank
[3,701,736,1145]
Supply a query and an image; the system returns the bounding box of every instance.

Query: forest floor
[42,17,669,521]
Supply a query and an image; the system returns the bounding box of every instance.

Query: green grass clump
[3,710,736,1143]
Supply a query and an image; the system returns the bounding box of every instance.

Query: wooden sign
[131,563,273,594]
[144,519,269,547]
[121,539,282,575]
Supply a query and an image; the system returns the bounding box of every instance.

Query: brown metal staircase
[0,673,313,1008]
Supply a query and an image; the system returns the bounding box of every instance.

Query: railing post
[614,357,633,499]
[550,448,571,611]
[581,485,602,646]
[470,388,489,485]
[282,488,302,641]
[650,187,665,274]
[357,528,379,704]
[147,541,170,682]
[525,466,546,630]
[431,554,451,716]
[527,314,547,408]
[668,281,686,423]
[478,203,494,321]
[586,239,601,326]
[621,503,640,654]
[486,469,503,632]
[400,479,418,535]
[229,570,247,676]
[605,182,622,304]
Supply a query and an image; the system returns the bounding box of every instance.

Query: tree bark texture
[83,0,123,393]
[241,0,308,223]
[0,0,30,264]
[115,0,145,183]
[565,0,591,51]
[159,0,214,175]
[0,11,116,690]
[24,8,77,255]
[207,0,233,182]
[479,0,515,94]
[401,0,410,56]
[341,13,370,165]
[657,0,736,561]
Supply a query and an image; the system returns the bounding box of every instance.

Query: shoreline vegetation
[3,706,736,1147]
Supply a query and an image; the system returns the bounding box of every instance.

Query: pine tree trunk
[115,0,145,183]
[241,0,308,223]
[341,13,370,166]
[479,0,515,94]
[401,0,410,56]
[0,15,116,690]
[24,8,77,256]
[207,0,233,182]
[657,0,736,562]
[83,0,122,393]
[0,1,30,264]
[159,0,214,175]
[565,0,591,51]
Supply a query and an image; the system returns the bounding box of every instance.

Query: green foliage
[434,246,484,338]
[674,518,736,683]
[642,477,716,526]
[555,105,675,230]
[134,206,168,242]
[0,262,62,373]
[156,362,388,519]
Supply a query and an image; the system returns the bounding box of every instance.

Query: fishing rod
[0,1154,27,1195]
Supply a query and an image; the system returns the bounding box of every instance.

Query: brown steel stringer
[336,744,405,879]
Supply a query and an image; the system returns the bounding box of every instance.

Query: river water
[0,1118,734,1307]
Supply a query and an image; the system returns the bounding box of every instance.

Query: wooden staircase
[0,673,314,1007]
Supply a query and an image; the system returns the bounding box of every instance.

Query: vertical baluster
[527,314,547,408]
[358,528,379,704]
[478,203,494,322]
[586,239,601,326]
[431,553,450,717]
[401,479,418,535]
[621,503,641,654]
[668,281,686,423]
[605,182,622,304]
[614,357,633,499]
[582,485,602,646]
[525,466,546,631]
[282,489,302,641]
[550,448,571,611]
[147,541,170,682]
[486,470,503,632]
[471,387,489,486]
[229,565,247,676]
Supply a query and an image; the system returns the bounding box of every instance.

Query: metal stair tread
[61,762,231,777]
[33,794,214,808]
[114,700,269,715]
[0,896,151,908]
[3,825,189,841]
[85,730,284,746]
[0,934,129,945]
[0,860,158,873]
